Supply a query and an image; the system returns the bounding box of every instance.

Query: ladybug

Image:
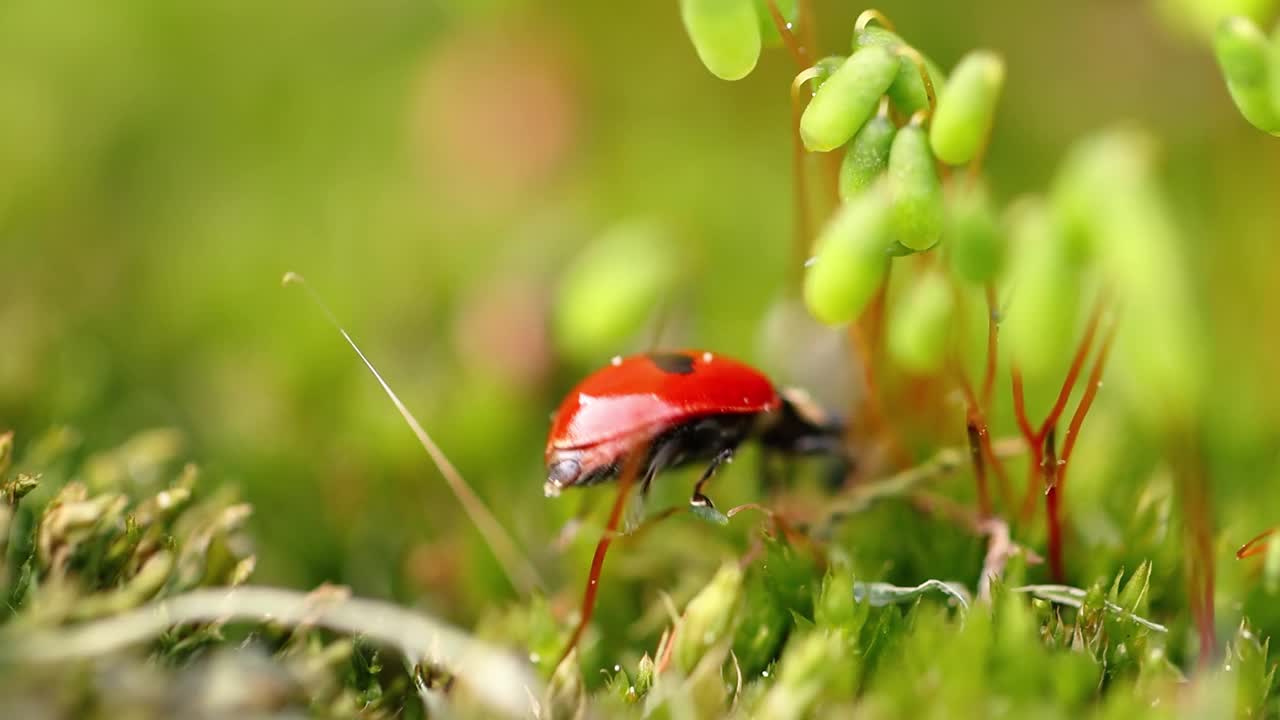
[544,349,847,512]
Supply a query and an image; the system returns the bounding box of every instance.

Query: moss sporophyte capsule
[853,25,946,115]
[1213,16,1280,134]
[1002,202,1081,381]
[839,110,896,201]
[800,45,899,152]
[888,270,955,373]
[552,223,677,362]
[930,50,1006,165]
[680,0,762,81]
[947,181,1005,284]
[803,184,893,325]
[888,121,943,251]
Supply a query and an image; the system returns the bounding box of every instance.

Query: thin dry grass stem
[5,585,541,718]
[977,517,1042,602]
[281,273,543,597]
[765,0,809,69]
[906,493,1041,597]
[554,450,648,672]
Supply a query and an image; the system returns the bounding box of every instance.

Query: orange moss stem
[1238,528,1276,559]
[765,0,809,69]
[555,452,645,671]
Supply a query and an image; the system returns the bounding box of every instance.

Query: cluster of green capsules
[796,23,1005,373]
[1214,14,1280,135]
[676,5,1202,417]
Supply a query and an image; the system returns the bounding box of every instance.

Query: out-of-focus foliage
[4,0,1280,717]
[0,430,427,718]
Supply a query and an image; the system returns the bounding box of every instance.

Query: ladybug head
[544,454,582,497]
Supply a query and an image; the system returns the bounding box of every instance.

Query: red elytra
[544,349,844,510]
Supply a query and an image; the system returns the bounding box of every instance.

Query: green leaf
[1227,621,1277,718]
[733,572,791,677]
[852,579,970,611]
[675,563,744,673]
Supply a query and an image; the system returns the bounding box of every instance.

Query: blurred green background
[3,0,1280,641]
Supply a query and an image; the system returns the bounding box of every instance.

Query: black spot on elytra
[646,351,697,375]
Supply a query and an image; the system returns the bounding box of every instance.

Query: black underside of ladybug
[563,395,850,511]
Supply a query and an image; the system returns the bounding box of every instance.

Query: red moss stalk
[1172,430,1216,667]
[555,451,646,670]
[953,283,1010,516]
[789,71,818,288]
[981,284,999,407]
[1014,298,1107,522]
[765,0,809,69]
[1012,368,1044,522]
[1043,427,1064,581]
[1238,528,1276,559]
[967,419,992,518]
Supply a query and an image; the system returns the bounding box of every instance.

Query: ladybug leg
[690,447,735,511]
[626,440,681,533]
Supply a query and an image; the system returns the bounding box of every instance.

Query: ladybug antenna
[282,272,544,596]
